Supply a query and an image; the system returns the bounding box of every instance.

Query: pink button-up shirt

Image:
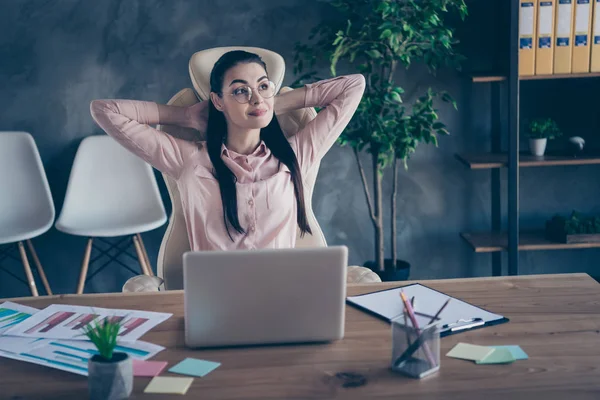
[90,74,365,252]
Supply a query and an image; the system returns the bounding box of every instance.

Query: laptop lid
[183,246,348,348]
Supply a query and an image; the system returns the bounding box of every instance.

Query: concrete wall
[1,0,598,298]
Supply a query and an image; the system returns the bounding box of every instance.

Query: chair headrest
[188,46,285,101]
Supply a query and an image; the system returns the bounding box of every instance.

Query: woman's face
[210,62,275,130]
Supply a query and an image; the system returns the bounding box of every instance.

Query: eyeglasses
[229,80,276,104]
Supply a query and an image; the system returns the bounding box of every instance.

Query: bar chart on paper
[1,339,165,376]
[4,304,172,341]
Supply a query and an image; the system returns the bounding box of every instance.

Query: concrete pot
[529,138,547,156]
[88,352,133,400]
[363,259,411,282]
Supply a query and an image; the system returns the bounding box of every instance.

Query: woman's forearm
[156,103,191,128]
[274,86,307,115]
[158,104,201,130]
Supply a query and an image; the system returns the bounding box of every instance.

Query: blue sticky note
[169,358,221,377]
[491,345,528,360]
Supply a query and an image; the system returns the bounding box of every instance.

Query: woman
[90,50,365,252]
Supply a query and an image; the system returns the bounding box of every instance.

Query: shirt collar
[221,141,268,159]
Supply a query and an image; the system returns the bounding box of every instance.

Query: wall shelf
[471,72,600,83]
[455,153,600,169]
[471,75,507,83]
[460,231,600,253]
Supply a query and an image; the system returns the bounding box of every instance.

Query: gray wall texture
[1,0,599,298]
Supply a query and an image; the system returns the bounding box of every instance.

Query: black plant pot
[363,259,411,282]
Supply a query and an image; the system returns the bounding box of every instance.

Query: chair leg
[132,235,152,276]
[76,238,93,295]
[18,242,38,297]
[136,233,154,276]
[26,240,53,295]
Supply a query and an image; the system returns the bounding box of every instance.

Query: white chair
[0,131,54,296]
[122,46,380,293]
[55,135,167,294]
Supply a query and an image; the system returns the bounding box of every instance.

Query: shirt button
[248,199,254,206]
[249,226,256,232]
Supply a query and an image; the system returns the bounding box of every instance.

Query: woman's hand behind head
[185,100,209,139]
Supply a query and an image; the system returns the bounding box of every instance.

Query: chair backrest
[156,47,326,290]
[55,135,166,237]
[0,132,54,244]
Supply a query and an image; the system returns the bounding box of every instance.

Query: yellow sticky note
[446,343,494,362]
[144,376,194,395]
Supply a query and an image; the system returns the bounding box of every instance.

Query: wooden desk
[2,273,600,399]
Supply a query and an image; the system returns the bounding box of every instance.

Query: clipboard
[346,283,509,337]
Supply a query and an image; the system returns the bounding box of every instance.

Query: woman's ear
[210,92,224,112]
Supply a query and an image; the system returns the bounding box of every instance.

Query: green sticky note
[169,357,221,378]
[144,377,194,394]
[446,343,494,362]
[476,347,516,364]
[491,345,528,360]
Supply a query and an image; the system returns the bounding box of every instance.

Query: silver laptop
[182,246,348,348]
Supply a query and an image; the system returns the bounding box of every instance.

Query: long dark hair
[206,50,312,240]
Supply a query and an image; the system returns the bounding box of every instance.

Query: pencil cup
[391,316,440,379]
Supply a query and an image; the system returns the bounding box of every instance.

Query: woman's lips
[249,109,267,117]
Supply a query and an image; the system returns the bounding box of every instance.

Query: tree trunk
[373,152,384,271]
[391,157,398,267]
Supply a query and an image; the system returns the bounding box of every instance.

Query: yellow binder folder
[520,1,537,76]
[591,0,600,71]
[572,0,593,73]
[554,0,576,73]
[536,0,556,74]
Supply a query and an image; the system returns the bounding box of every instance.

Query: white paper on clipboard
[347,283,507,334]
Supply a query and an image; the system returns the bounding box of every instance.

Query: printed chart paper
[5,304,172,341]
[0,302,49,354]
[0,301,39,334]
[0,339,165,376]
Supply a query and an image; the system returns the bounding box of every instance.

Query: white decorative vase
[88,352,133,400]
[529,138,547,156]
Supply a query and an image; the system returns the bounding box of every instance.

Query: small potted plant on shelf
[526,118,562,156]
[84,317,133,400]
[546,210,600,244]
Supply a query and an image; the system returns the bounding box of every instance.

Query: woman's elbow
[347,74,366,99]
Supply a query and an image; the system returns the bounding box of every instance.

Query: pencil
[428,298,451,325]
[400,292,419,329]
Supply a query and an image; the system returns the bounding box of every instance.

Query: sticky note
[446,343,494,361]
[133,359,168,377]
[144,376,194,394]
[476,347,516,364]
[491,345,528,360]
[168,357,221,378]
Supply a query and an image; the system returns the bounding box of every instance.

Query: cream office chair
[122,47,380,293]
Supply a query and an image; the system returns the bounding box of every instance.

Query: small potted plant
[84,317,133,400]
[526,118,562,156]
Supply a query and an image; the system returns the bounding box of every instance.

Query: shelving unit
[459,0,600,276]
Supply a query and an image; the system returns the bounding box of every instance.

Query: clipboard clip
[442,318,484,332]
